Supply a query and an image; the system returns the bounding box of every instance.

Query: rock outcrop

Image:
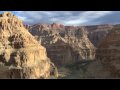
[0,12,58,79]
[29,24,95,66]
[96,26,120,78]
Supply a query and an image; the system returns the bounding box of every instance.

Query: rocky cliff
[29,23,95,66]
[85,24,114,47]
[96,26,120,78]
[0,12,58,79]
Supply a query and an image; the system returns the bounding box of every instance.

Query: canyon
[0,11,120,79]
[28,23,120,78]
[28,23,117,48]
[29,23,95,67]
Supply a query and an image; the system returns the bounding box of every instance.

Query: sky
[0,11,120,26]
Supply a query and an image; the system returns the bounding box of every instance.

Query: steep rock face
[96,26,120,78]
[43,36,78,66]
[0,12,58,79]
[61,27,95,60]
[29,24,95,66]
[85,24,114,47]
[29,26,76,66]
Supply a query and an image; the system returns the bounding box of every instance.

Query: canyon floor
[57,59,113,79]
[57,60,95,79]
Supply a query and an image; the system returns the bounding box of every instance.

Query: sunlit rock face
[29,24,95,66]
[0,12,58,79]
[96,26,120,78]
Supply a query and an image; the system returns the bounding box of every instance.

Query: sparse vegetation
[58,60,95,79]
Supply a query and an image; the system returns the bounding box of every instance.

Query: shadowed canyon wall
[96,26,120,78]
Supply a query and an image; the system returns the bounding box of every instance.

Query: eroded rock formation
[0,12,58,79]
[29,24,95,66]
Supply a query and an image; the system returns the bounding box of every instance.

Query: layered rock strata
[29,24,95,66]
[96,26,120,78]
[0,12,58,79]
